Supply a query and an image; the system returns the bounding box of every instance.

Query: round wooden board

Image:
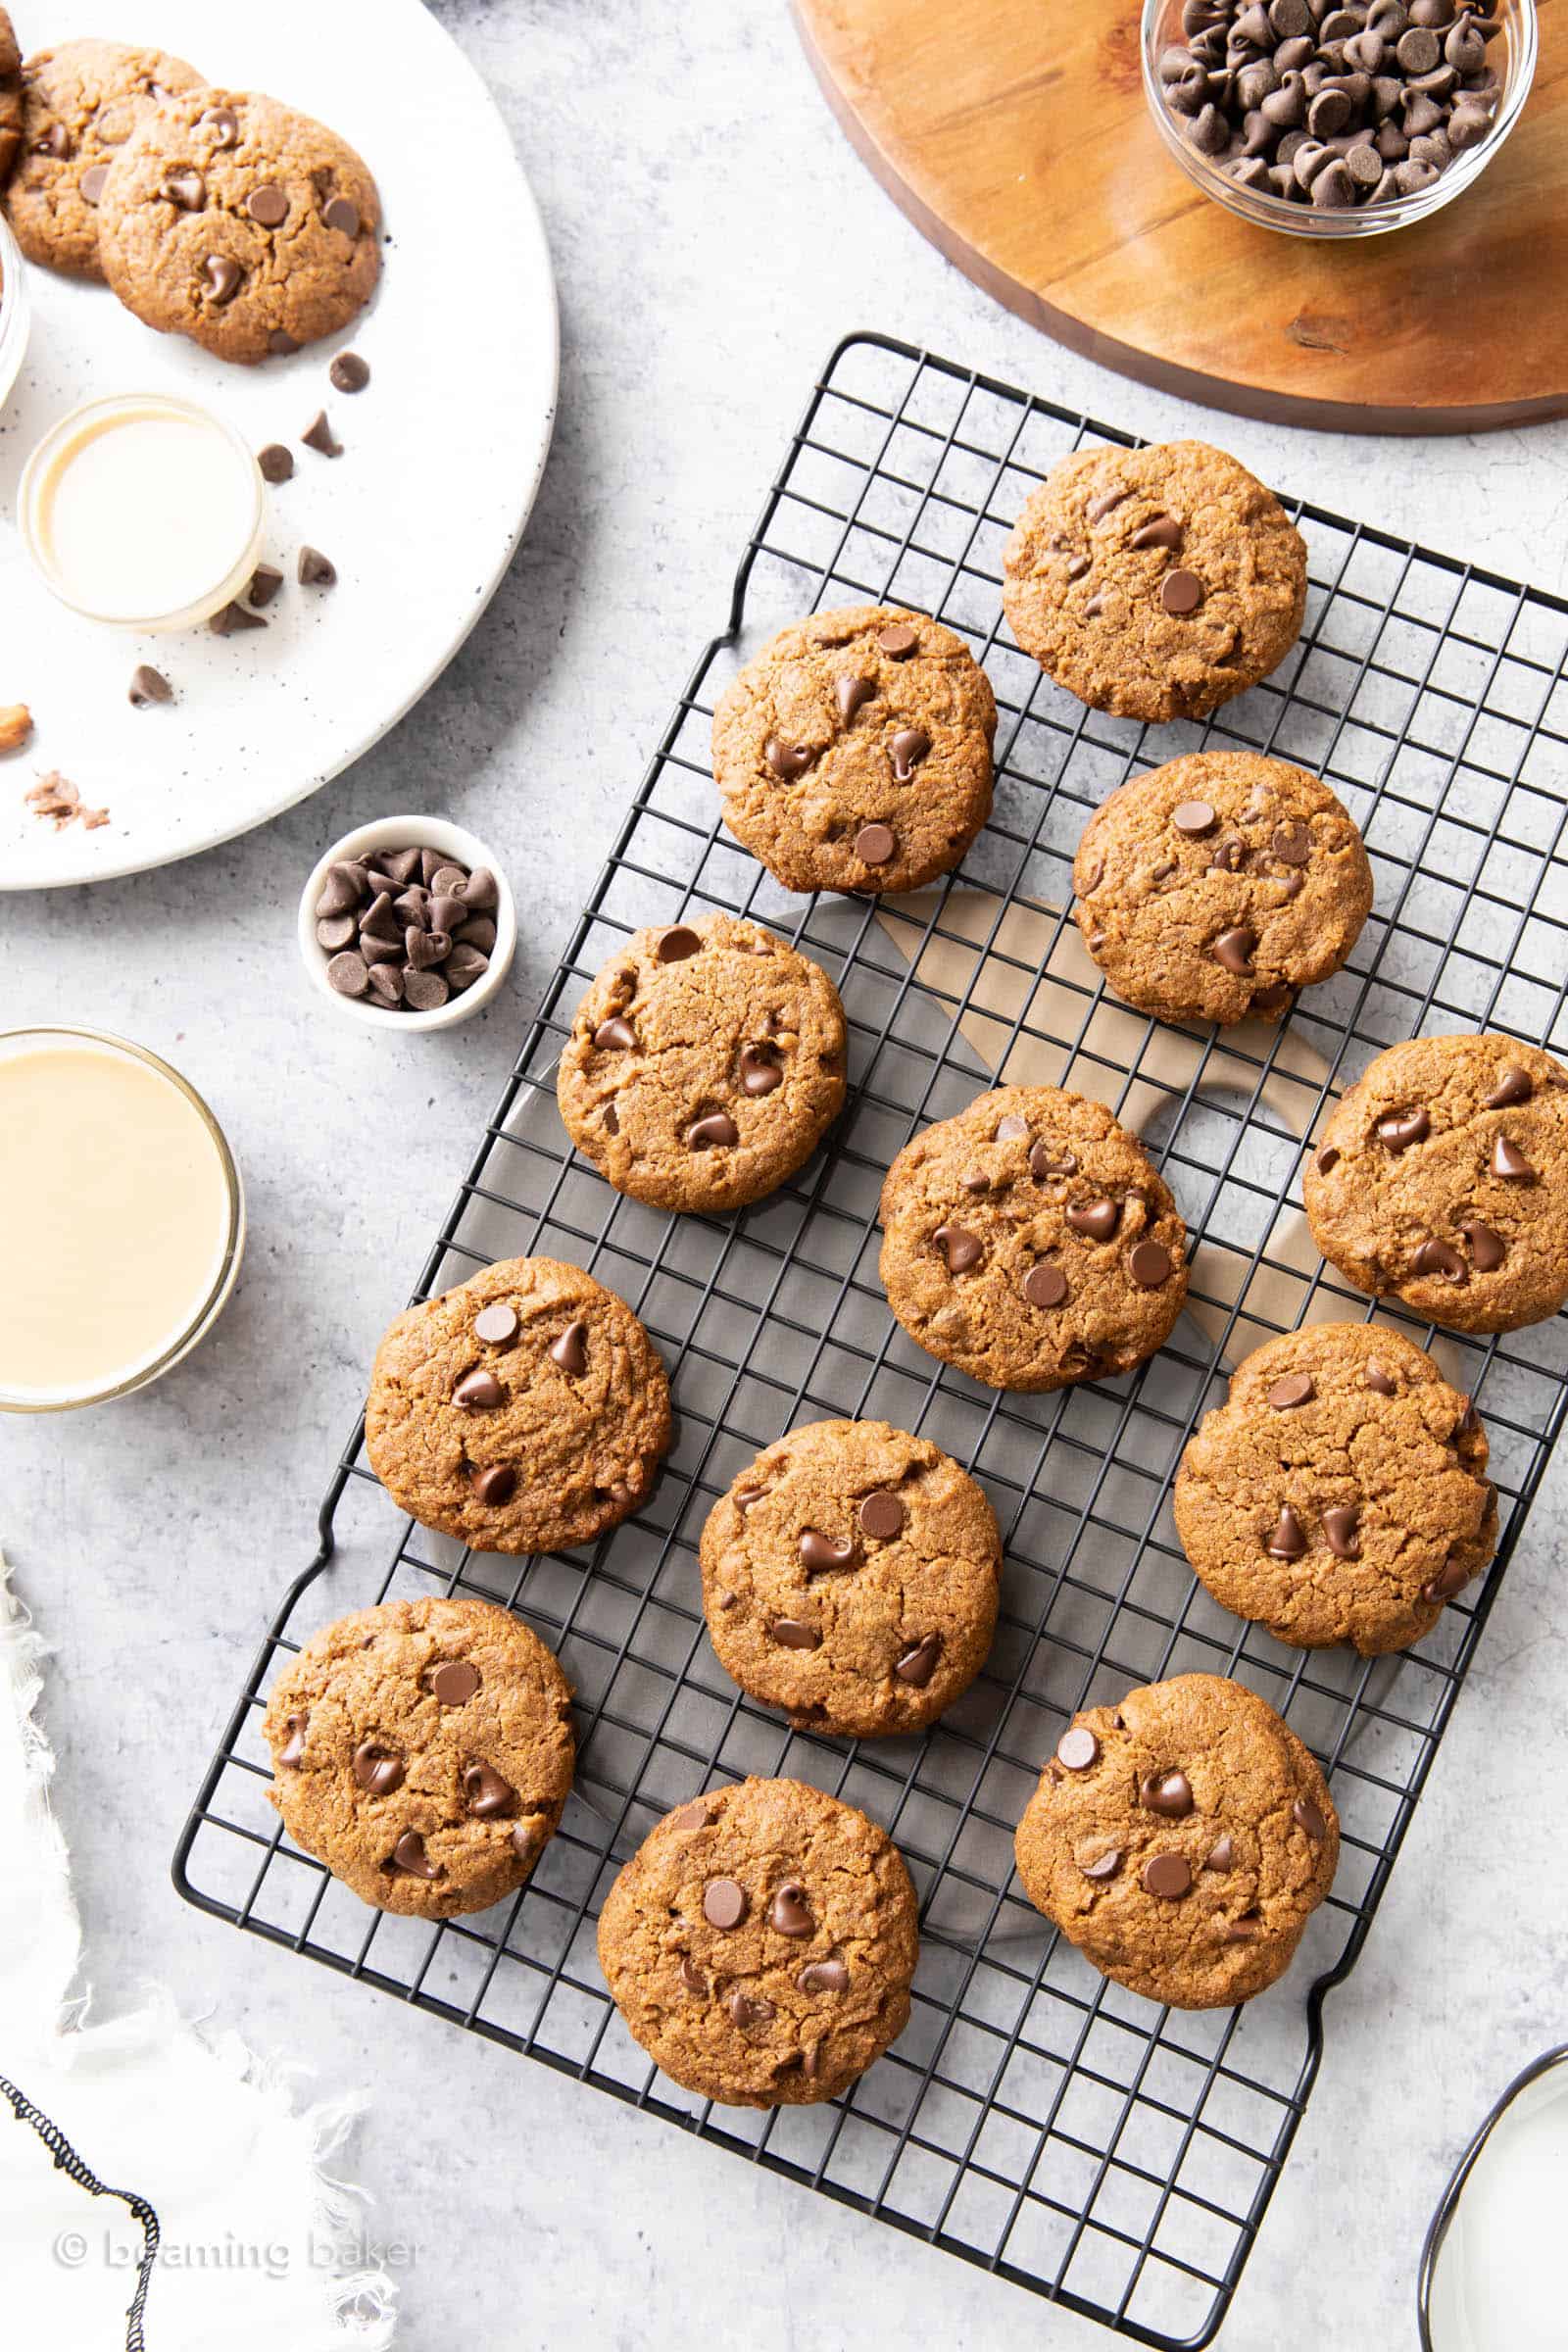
[794,0,1567,433]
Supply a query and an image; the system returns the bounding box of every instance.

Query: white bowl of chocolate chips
[297,813,516,1032]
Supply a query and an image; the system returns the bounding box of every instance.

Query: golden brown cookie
[1002,440,1307,723]
[0,14,24,190]
[365,1255,670,1556]
[1173,1323,1496,1654]
[878,1085,1189,1392]
[1073,752,1372,1025]
[710,603,996,896]
[1014,1673,1338,2009]
[597,1777,918,2106]
[699,1419,1002,1737]
[557,913,846,1213]
[1304,1033,1568,1335]
[4,39,205,279]
[96,87,380,363]
[264,1596,575,1919]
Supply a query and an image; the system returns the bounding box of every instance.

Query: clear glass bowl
[1142,0,1537,239]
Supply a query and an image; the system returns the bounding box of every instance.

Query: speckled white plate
[0,0,557,889]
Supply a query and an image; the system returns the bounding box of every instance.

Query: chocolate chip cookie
[0,14,24,192]
[365,1255,670,1556]
[1073,752,1372,1026]
[1174,1323,1496,1654]
[1304,1033,1568,1335]
[264,1595,575,1919]
[597,1777,918,2106]
[710,604,997,896]
[4,40,205,280]
[96,87,380,363]
[878,1085,1189,1392]
[1014,1673,1338,2009]
[699,1419,1002,1737]
[557,913,847,1213]
[1002,441,1307,724]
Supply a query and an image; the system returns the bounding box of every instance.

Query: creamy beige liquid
[33,400,261,622]
[0,1044,235,1400]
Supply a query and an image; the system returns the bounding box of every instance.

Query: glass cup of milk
[18,392,266,631]
[0,1029,244,1410]
[1420,2044,1568,2352]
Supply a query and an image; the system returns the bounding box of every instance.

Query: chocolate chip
[680,1956,707,1994]
[163,166,205,211]
[298,546,336,588]
[1413,1237,1467,1282]
[268,329,301,356]
[1356,1359,1395,1401]
[469,1462,516,1506]
[1453,1396,1481,1442]
[302,411,342,458]
[1056,1726,1100,1771]
[1224,1913,1264,1942]
[769,1883,814,1937]
[1139,1769,1194,1818]
[1172,799,1216,836]
[1268,1372,1315,1409]
[1462,1219,1506,1271]
[1160,569,1203,615]
[79,164,109,206]
[326,351,370,397]
[210,599,267,635]
[734,1485,767,1513]
[128,663,172,707]
[323,195,361,237]
[738,1044,782,1097]
[1128,1240,1173,1289]
[764,736,813,779]
[278,1712,307,1766]
[1066,1199,1120,1241]
[1272,820,1311,864]
[390,1830,437,1878]
[461,866,500,910]
[935,1224,983,1273]
[258,442,294,482]
[889,725,930,782]
[1023,1262,1067,1308]
[366,962,402,1006]
[326,951,368,997]
[1422,1551,1474,1603]
[961,1170,990,1194]
[1293,1796,1327,1840]
[1030,1143,1077,1181]
[703,1878,747,1929]
[1485,1067,1532,1108]
[1251,984,1295,1015]
[1212,925,1256,975]
[35,123,71,159]
[1315,1145,1341,1175]
[1203,1835,1234,1872]
[317,915,356,952]
[876,621,919,658]
[657,925,701,962]
[454,1368,505,1409]
[430,1660,481,1705]
[858,1491,906,1541]
[686,1110,739,1150]
[353,1740,403,1794]
[463,1764,514,1818]
[894,1633,943,1688]
[1066,553,1091,580]
[798,1958,849,1993]
[855,821,896,866]
[769,1617,821,1649]
[1377,1107,1430,1152]
[1142,1853,1192,1898]
[203,106,239,147]
[594,1016,636,1052]
[1323,1503,1361,1559]
[1211,832,1250,873]
[1492,1136,1534,1180]
[800,1528,858,1574]
[835,673,874,722]
[1079,1846,1122,1884]
[248,181,288,226]
[997,1115,1029,1141]
[549,1320,589,1376]
[727,1992,775,2028]
[1267,1504,1308,1559]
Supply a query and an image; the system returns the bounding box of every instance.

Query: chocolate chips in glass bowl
[1155,0,1507,214]
[314,846,499,1011]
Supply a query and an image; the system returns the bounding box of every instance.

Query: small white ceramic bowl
[297,813,517,1033]
[0,210,32,413]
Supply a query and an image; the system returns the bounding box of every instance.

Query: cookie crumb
[25,770,109,830]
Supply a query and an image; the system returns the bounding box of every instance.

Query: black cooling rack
[175,332,1568,2348]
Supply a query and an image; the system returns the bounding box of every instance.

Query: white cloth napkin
[0,1551,397,2351]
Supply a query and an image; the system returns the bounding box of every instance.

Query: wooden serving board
[795,0,1567,433]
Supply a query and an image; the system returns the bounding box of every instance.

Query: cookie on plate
[96,87,380,363]
[4,39,205,279]
[1002,440,1307,724]
[1013,1673,1338,2009]
[557,913,847,1214]
[597,1776,918,2106]
[710,603,996,896]
[365,1255,670,1555]
[699,1418,1002,1737]
[1304,1033,1568,1335]
[878,1084,1189,1392]
[1174,1323,1496,1654]
[1073,752,1372,1026]
[264,1595,575,1918]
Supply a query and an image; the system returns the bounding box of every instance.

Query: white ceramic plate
[0,0,557,889]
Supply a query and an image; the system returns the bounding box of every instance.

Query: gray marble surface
[6,1,1568,2343]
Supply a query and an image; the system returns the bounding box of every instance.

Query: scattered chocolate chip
[258,442,294,483]
[298,545,336,588]
[1212,924,1256,975]
[301,410,342,458]
[889,725,931,782]
[961,1170,990,1194]
[79,164,109,205]
[1023,1262,1068,1308]
[1292,1796,1327,1841]
[800,1528,858,1575]
[463,1764,514,1818]
[469,1462,516,1506]
[594,1016,636,1052]
[278,1712,307,1766]
[390,1830,437,1879]
[855,821,897,866]
[1485,1067,1532,1108]
[703,1877,747,1930]
[735,1485,768,1514]
[430,1660,481,1706]
[1462,1219,1506,1272]
[1422,1551,1474,1603]
[835,673,875,722]
[1271,819,1312,865]
[163,166,205,211]
[1066,553,1091,580]
[1172,799,1216,836]
[241,562,281,611]
[798,1958,849,1993]
[268,329,301,356]
[1413,1237,1467,1282]
[894,1633,943,1688]
[247,181,288,226]
[549,1320,588,1376]
[1030,1143,1078,1181]
[454,1368,505,1409]
[1268,1372,1315,1410]
[1066,1199,1121,1242]
[1143,1853,1192,1899]
[935,1223,983,1273]
[769,1617,821,1649]
[1079,1847,1122,1881]
[1204,1836,1235,1873]
[1316,1146,1341,1175]
[202,106,239,147]
[1251,983,1294,1015]
[346,1739,401,1794]
[657,925,701,962]
[686,1110,739,1150]
[1323,1503,1361,1559]
[727,1992,775,2028]
[1056,1726,1100,1771]
[1268,1504,1308,1559]
[323,195,361,237]
[128,663,172,708]
[1161,569,1203,615]
[680,1956,707,1994]
[1140,1769,1194,1818]
[210,599,266,635]
[764,736,813,779]
[997,1115,1029,1141]
[326,351,370,398]
[1133,514,1184,551]
[510,1821,542,1866]
[769,1883,814,1937]
[876,621,919,658]
[858,1491,906,1541]
[1128,1241,1173,1289]
[1224,1913,1263,1942]
[1377,1108,1430,1152]
[1491,1136,1534,1180]
[738,1044,782,1097]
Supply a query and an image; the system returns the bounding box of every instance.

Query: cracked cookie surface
[96,86,380,361]
[699,1418,1002,1736]
[365,1255,670,1556]
[1304,1033,1568,1335]
[557,912,847,1213]
[710,603,996,896]
[1013,1672,1338,2009]
[597,1776,918,2106]
[1174,1323,1496,1655]
[264,1595,575,1919]
[878,1085,1189,1392]
[1002,440,1307,724]
[1073,752,1372,1026]
[4,39,204,279]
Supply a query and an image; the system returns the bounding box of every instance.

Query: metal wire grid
[176,333,1568,2349]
